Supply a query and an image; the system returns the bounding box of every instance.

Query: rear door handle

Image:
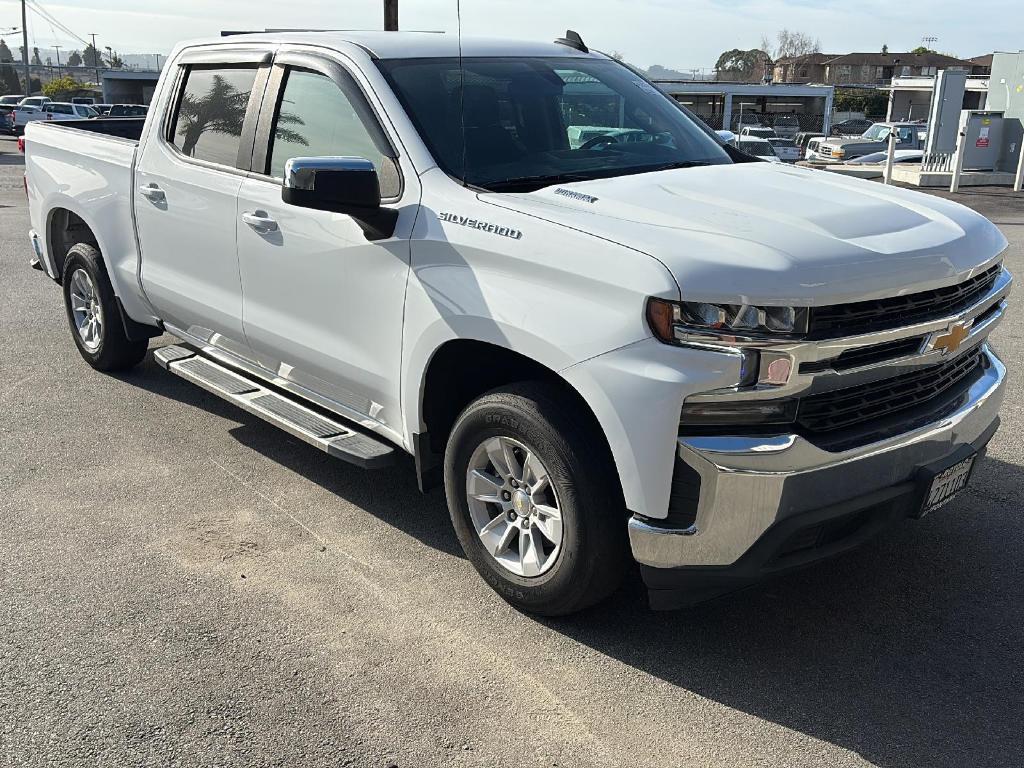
[242,210,279,234]
[138,183,165,202]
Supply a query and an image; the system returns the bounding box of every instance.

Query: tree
[881,44,889,55]
[83,44,101,68]
[911,46,936,55]
[31,47,42,66]
[43,75,85,100]
[715,48,768,82]
[0,39,13,63]
[67,50,82,67]
[0,63,20,95]
[108,51,124,69]
[175,74,306,157]
[760,29,821,61]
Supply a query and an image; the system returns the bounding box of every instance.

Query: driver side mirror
[282,157,398,241]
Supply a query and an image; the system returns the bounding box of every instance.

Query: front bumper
[629,345,1005,605]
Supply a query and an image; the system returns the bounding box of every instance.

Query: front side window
[266,67,398,196]
[378,56,731,192]
[170,65,258,167]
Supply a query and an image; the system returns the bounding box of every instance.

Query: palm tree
[177,74,306,157]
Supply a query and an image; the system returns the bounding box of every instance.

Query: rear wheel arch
[46,206,100,283]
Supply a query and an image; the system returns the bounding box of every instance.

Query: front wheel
[444,383,627,616]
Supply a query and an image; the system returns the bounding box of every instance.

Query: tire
[61,243,148,372]
[444,382,627,616]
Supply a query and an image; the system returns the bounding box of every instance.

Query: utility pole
[90,33,100,88]
[53,45,61,78]
[384,0,398,31]
[21,0,30,94]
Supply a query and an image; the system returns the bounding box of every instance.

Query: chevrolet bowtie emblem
[933,323,970,355]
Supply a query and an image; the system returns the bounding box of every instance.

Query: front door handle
[138,183,165,202]
[242,210,279,234]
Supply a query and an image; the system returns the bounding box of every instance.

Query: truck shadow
[120,351,1023,767]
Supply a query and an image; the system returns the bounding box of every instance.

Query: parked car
[730,113,765,132]
[8,102,98,134]
[740,126,776,139]
[0,94,25,105]
[831,118,874,136]
[0,104,17,134]
[735,136,782,162]
[107,104,148,117]
[794,131,825,153]
[18,96,52,109]
[844,150,924,165]
[92,104,113,115]
[767,137,802,162]
[770,113,801,139]
[25,30,1011,614]
[808,122,929,163]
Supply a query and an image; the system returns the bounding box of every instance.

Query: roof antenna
[554,30,588,53]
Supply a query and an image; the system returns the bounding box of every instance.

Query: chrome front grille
[808,265,1002,338]
[797,347,983,434]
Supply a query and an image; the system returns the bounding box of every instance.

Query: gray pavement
[2,140,1023,767]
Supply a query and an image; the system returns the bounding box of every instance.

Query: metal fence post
[883,127,898,185]
[949,129,966,193]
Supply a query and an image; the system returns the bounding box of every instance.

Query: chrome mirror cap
[283,156,376,191]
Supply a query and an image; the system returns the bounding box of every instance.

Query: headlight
[647,298,808,342]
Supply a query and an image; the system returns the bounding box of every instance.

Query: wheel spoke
[468,469,504,504]
[501,439,523,482]
[519,527,544,577]
[532,511,562,545]
[484,437,513,481]
[492,520,517,557]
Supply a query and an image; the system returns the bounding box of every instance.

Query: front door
[235,52,418,435]
[135,53,269,360]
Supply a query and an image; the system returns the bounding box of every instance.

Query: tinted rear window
[170,65,258,167]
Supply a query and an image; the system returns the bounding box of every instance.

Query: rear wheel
[61,243,148,371]
[444,382,627,616]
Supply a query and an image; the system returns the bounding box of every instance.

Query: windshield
[861,125,891,140]
[378,56,731,192]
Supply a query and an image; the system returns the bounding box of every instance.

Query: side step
[154,345,396,469]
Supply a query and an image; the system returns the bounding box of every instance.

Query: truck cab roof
[202,30,600,60]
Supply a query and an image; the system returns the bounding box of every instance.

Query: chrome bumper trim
[629,345,1006,569]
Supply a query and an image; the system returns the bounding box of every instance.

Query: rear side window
[170,65,259,167]
[266,68,399,196]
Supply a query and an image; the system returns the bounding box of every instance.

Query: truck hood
[481,163,1007,305]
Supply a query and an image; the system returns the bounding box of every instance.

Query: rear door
[134,47,272,361]
[234,49,419,433]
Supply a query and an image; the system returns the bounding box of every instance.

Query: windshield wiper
[642,160,714,172]
[484,162,713,193]
[484,173,594,193]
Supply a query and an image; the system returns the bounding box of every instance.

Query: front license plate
[919,454,976,517]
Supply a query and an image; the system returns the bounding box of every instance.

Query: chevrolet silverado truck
[808,121,928,163]
[25,31,1011,614]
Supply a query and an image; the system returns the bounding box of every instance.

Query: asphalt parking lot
[2,137,1023,767]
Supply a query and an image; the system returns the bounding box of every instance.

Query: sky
[0,0,1020,71]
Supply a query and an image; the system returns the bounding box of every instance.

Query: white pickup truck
[25,31,1012,614]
